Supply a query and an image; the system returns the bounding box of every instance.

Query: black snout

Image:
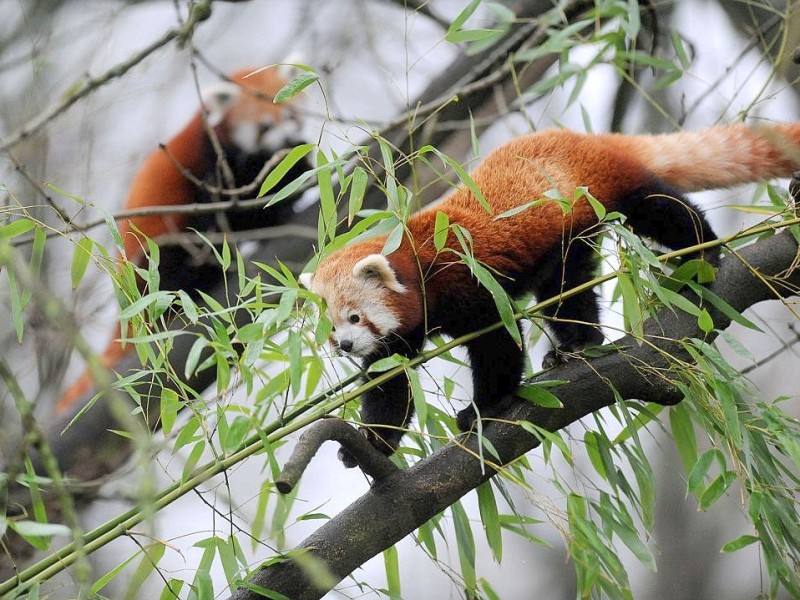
[338,340,353,353]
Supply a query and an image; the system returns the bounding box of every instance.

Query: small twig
[0,1,214,154]
[160,144,292,198]
[276,418,399,493]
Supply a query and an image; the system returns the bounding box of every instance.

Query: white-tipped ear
[201,82,241,127]
[298,272,314,290]
[353,254,406,294]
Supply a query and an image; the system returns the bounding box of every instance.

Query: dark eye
[349,314,360,324]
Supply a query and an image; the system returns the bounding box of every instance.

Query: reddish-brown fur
[308,123,800,465]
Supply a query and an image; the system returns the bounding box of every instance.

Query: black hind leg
[618,181,719,265]
[536,240,605,368]
[456,325,525,432]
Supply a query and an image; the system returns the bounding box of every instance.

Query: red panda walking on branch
[301,124,800,467]
[55,65,309,413]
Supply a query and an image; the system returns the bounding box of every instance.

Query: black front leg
[456,325,525,432]
[339,331,425,468]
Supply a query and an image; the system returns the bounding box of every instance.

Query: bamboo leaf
[274,71,319,104]
[476,482,503,562]
[433,211,449,251]
[348,166,368,224]
[70,236,94,289]
[383,545,401,599]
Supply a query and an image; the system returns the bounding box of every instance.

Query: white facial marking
[231,120,260,154]
[298,272,313,289]
[202,83,241,128]
[306,255,406,358]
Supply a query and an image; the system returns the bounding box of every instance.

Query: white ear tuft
[201,82,241,127]
[298,272,314,290]
[353,254,406,294]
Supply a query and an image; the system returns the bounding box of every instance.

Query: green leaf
[159,579,185,599]
[288,329,303,397]
[383,222,405,255]
[367,354,405,373]
[446,28,503,43]
[609,517,656,571]
[669,403,697,474]
[433,211,450,251]
[233,581,291,600]
[419,145,490,213]
[348,166,368,224]
[446,0,481,37]
[691,282,762,332]
[259,143,315,196]
[0,219,36,239]
[185,336,209,378]
[721,534,759,553]
[671,30,692,69]
[70,236,93,289]
[182,441,206,483]
[223,415,251,454]
[584,430,609,481]
[476,482,503,562]
[697,308,714,333]
[91,549,141,593]
[406,367,427,432]
[617,273,643,339]
[687,448,725,497]
[515,383,563,408]
[494,198,548,220]
[274,71,319,104]
[451,501,477,591]
[10,520,70,550]
[699,472,736,510]
[160,388,182,436]
[173,415,201,452]
[520,421,572,465]
[117,290,175,320]
[383,545,401,599]
[177,290,199,324]
[125,543,166,597]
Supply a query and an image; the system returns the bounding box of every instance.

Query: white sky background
[0,0,799,598]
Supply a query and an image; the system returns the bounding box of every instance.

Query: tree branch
[229,230,800,600]
[275,417,399,493]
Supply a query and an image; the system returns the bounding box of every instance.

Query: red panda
[300,123,800,467]
[55,66,308,414]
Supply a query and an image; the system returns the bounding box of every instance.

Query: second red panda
[56,66,308,414]
[301,123,800,467]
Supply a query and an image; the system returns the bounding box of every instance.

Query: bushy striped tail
[612,123,800,193]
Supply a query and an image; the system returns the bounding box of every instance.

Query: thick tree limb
[229,231,800,600]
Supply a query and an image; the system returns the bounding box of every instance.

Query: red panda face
[202,67,304,155]
[300,253,409,358]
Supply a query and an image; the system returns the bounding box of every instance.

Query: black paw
[543,334,604,369]
[456,397,514,433]
[541,349,563,369]
[337,445,359,469]
[456,406,477,432]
